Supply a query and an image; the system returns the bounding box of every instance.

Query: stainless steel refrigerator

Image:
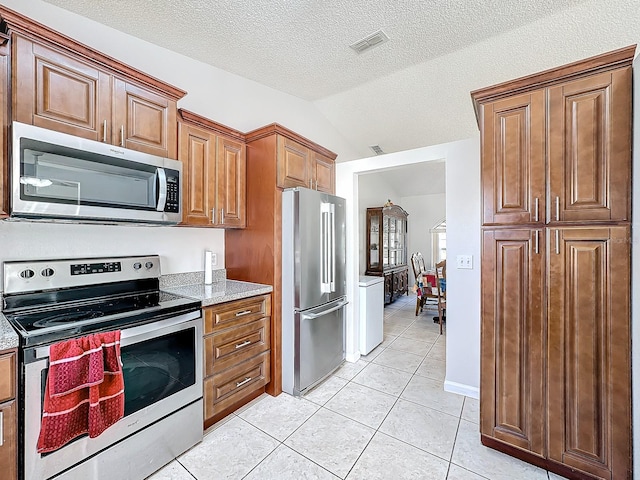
[282,187,347,396]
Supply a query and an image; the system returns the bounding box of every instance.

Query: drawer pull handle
[0,410,4,447]
[235,340,251,349]
[235,310,252,317]
[236,377,252,388]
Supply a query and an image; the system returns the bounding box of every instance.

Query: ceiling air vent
[369,145,385,155]
[350,30,389,54]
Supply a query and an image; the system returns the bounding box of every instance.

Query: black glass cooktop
[3,281,200,348]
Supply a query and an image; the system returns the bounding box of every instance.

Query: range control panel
[71,262,122,276]
[3,255,161,294]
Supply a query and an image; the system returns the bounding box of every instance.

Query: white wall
[0,222,225,291]
[400,193,446,283]
[337,137,481,396]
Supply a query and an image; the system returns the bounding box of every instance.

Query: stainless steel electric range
[1,255,203,480]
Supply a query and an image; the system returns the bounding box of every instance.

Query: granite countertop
[0,314,19,350]
[163,279,273,307]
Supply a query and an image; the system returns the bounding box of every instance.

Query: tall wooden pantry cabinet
[472,45,634,480]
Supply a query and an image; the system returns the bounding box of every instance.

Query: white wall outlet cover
[211,253,217,266]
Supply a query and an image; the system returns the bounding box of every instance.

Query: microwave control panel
[165,172,180,213]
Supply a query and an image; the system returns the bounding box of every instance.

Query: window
[431,219,446,268]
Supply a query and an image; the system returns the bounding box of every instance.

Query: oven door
[22,311,202,480]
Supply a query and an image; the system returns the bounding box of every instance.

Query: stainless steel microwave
[10,122,182,224]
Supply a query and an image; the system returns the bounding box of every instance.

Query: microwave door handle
[156,167,167,212]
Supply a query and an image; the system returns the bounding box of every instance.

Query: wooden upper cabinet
[547,68,631,224]
[5,7,186,158]
[13,35,111,141]
[178,121,216,226]
[547,226,630,480]
[217,136,246,228]
[481,228,545,458]
[480,91,545,226]
[276,136,311,189]
[113,78,177,159]
[266,127,336,193]
[178,109,246,228]
[0,34,9,218]
[313,151,335,193]
[473,45,634,227]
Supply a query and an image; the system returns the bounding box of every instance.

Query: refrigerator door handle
[329,203,336,292]
[321,203,331,293]
[300,300,349,319]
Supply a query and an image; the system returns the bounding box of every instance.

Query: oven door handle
[32,310,201,360]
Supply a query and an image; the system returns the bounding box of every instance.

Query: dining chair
[411,253,437,316]
[434,259,446,334]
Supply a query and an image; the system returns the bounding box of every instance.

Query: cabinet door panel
[313,152,335,193]
[481,91,545,225]
[0,41,8,217]
[13,36,111,141]
[276,136,310,189]
[0,401,16,480]
[217,136,246,228]
[481,229,545,456]
[178,123,215,225]
[548,69,631,223]
[547,226,630,479]
[114,79,176,158]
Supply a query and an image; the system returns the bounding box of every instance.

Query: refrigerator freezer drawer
[282,298,347,396]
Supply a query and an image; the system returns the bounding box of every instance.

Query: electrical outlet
[456,255,473,269]
[211,253,217,266]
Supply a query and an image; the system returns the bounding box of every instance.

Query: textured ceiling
[43,0,587,101]
[42,0,640,164]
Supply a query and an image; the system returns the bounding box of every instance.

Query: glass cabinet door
[383,217,390,266]
[369,213,380,268]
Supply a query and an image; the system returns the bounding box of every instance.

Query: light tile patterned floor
[148,294,558,480]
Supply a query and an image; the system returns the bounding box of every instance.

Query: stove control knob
[20,269,35,279]
[133,262,142,270]
[41,268,55,277]
[145,261,154,270]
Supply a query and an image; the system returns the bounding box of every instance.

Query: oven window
[121,327,196,416]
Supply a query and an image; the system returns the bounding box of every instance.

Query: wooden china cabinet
[365,205,409,304]
[473,45,634,480]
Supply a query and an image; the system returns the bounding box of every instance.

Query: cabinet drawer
[204,351,270,420]
[204,295,271,334]
[204,318,270,377]
[0,352,15,404]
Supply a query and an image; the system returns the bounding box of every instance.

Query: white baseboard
[444,380,479,399]
[345,352,360,363]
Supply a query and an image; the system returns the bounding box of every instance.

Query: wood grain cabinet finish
[226,124,337,397]
[5,7,186,159]
[203,295,271,427]
[275,133,336,192]
[547,226,630,480]
[473,46,634,480]
[178,110,246,228]
[481,229,545,457]
[0,33,9,218]
[0,350,17,480]
[478,52,632,227]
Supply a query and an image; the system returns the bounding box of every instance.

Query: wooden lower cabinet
[481,226,631,479]
[383,267,408,305]
[0,350,16,480]
[547,226,630,480]
[481,229,545,457]
[202,295,271,428]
